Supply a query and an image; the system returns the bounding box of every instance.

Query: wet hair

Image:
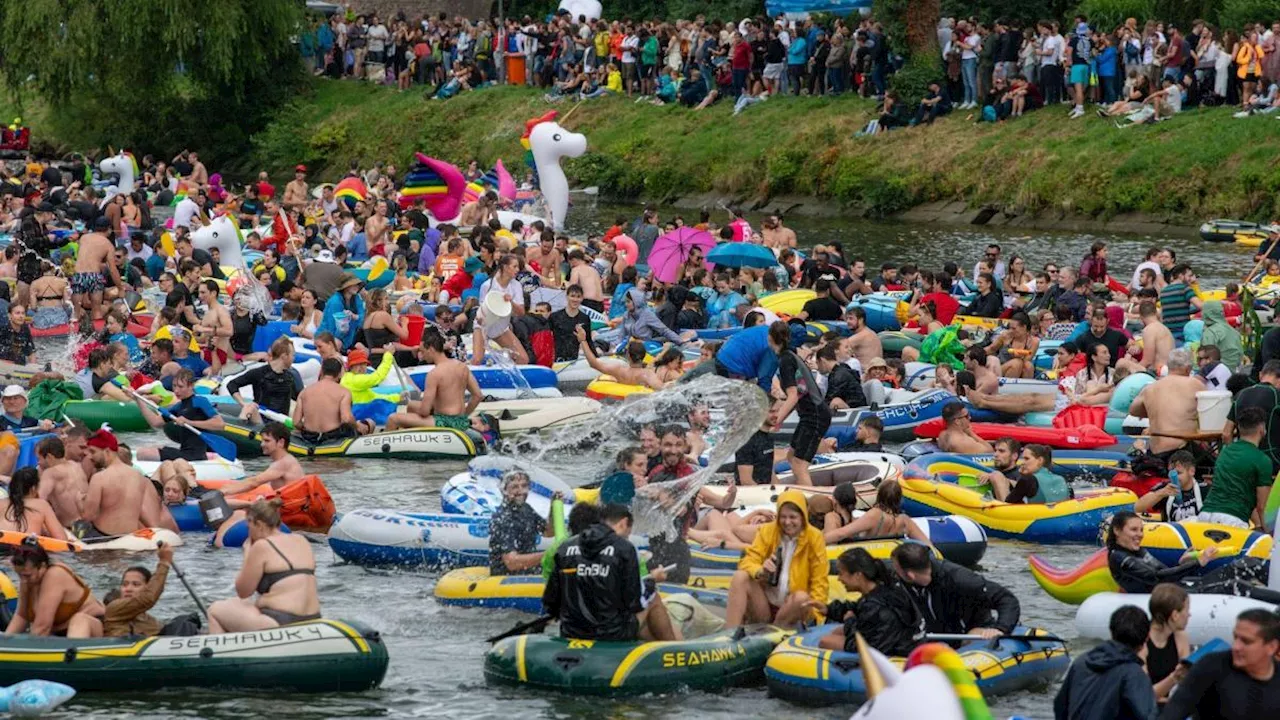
[1105,511,1141,550]
[151,338,174,357]
[1237,406,1267,435]
[10,540,50,568]
[246,498,284,527]
[836,547,892,585]
[625,340,647,364]
[1149,583,1189,625]
[567,502,602,534]
[1023,443,1052,467]
[941,401,968,424]
[874,479,903,515]
[1238,608,1280,644]
[320,357,343,378]
[35,436,64,459]
[172,368,195,387]
[767,321,790,352]
[615,446,644,469]
[261,422,291,443]
[600,503,632,525]
[833,482,859,510]
[5,468,39,530]
[891,542,932,572]
[1109,605,1152,650]
[1168,450,1196,470]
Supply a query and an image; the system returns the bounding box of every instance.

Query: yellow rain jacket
[737,488,829,618]
[340,352,399,406]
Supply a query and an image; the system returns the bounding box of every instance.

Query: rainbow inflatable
[334,176,368,211]
[461,159,517,206]
[398,153,465,219]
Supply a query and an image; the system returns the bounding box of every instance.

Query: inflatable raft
[474,397,600,436]
[899,477,1137,543]
[1198,219,1276,244]
[16,528,181,553]
[779,390,1010,444]
[434,567,731,614]
[912,418,1125,450]
[63,400,151,432]
[1076,592,1278,645]
[133,457,246,482]
[0,619,388,692]
[327,509,552,568]
[765,624,1069,705]
[584,375,651,402]
[211,409,485,460]
[903,450,1129,483]
[399,363,561,400]
[486,624,790,696]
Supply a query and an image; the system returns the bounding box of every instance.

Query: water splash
[501,374,770,539]
[483,348,538,400]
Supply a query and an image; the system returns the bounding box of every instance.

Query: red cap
[86,429,119,452]
[346,349,369,367]
[295,164,307,173]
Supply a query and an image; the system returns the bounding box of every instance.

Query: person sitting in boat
[724,489,829,629]
[573,326,664,391]
[225,336,302,426]
[340,347,399,409]
[0,468,66,539]
[813,547,924,657]
[1067,343,1120,407]
[0,384,52,432]
[891,542,1019,638]
[543,503,680,642]
[6,536,105,637]
[540,500,601,582]
[984,443,1071,504]
[936,401,993,454]
[78,429,175,537]
[1106,511,1269,596]
[101,309,144,364]
[133,369,224,463]
[102,542,175,637]
[0,303,35,365]
[157,461,193,507]
[598,447,649,506]
[207,498,321,632]
[385,328,482,432]
[166,327,211,378]
[1053,605,1158,720]
[291,357,368,443]
[822,480,932,545]
[318,273,365,352]
[1133,450,1206,522]
[488,469,558,576]
[212,423,304,506]
[1146,583,1191,704]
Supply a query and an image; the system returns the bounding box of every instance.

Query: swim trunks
[159,445,209,462]
[298,425,358,446]
[70,272,106,295]
[433,413,470,431]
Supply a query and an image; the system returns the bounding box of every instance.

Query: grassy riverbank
[16,78,1280,223]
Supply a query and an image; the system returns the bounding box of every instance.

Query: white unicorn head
[97,152,136,206]
[557,0,602,21]
[190,215,244,270]
[528,120,586,232]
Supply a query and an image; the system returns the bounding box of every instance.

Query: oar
[925,632,1067,644]
[131,392,238,461]
[486,614,553,644]
[163,542,209,621]
[1245,230,1280,284]
[569,186,599,196]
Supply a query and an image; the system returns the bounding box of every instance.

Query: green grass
[17,77,1280,222]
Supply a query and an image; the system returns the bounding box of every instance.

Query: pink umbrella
[646,227,715,284]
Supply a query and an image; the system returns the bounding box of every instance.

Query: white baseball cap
[1,385,26,399]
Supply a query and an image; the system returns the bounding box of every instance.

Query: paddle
[163,542,209,621]
[925,632,1067,644]
[131,391,238,461]
[569,186,599,196]
[1245,229,1280,283]
[486,614,553,644]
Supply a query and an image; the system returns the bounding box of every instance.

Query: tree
[0,0,303,161]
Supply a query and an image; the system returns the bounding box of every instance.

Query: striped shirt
[1159,282,1196,341]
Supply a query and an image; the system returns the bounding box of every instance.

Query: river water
[41,210,1253,718]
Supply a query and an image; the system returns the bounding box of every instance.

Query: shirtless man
[71,226,124,327]
[78,429,165,537]
[187,151,209,190]
[387,328,482,430]
[212,423,304,506]
[282,164,309,211]
[194,280,233,375]
[526,231,563,288]
[62,425,96,485]
[365,200,392,256]
[566,250,605,311]
[841,307,883,370]
[760,215,797,251]
[35,437,88,528]
[1117,301,1173,375]
[458,191,497,228]
[936,401,994,454]
[575,326,664,390]
[963,346,1001,395]
[292,357,360,443]
[1129,348,1204,456]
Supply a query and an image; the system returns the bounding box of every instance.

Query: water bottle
[767,546,783,587]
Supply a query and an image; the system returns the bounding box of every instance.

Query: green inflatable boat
[485,625,790,696]
[62,400,151,432]
[0,619,388,692]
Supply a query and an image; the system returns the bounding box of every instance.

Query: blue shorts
[1069,64,1090,85]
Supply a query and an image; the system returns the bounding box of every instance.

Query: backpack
[1075,34,1092,63]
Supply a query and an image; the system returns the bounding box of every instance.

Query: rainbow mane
[522,111,558,187]
[333,177,368,211]
[905,644,993,720]
[398,153,465,219]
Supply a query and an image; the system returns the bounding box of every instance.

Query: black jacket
[828,580,924,657]
[901,558,1020,634]
[1053,641,1158,720]
[825,363,867,408]
[543,523,642,642]
[225,364,303,416]
[1108,546,1198,594]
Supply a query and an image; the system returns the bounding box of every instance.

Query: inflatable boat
[434,566,731,614]
[902,450,1129,482]
[210,409,485,460]
[1077,592,1277,645]
[912,418,1127,450]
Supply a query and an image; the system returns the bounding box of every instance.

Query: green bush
[941,0,1053,24]
[1076,0,1156,31]
[889,55,944,106]
[1217,0,1280,31]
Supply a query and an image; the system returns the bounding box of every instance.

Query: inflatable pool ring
[764,624,1068,706]
[153,324,201,352]
[951,314,1003,331]
[584,376,652,402]
[610,234,638,266]
[1109,371,1156,413]
[903,450,1129,482]
[1077,592,1277,645]
[899,477,1136,543]
[1023,409,1132,436]
[847,294,903,332]
[486,623,788,696]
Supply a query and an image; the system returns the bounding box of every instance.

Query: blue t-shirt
[173,353,210,377]
[715,325,779,392]
[787,37,808,65]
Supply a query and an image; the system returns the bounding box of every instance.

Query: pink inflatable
[610,234,639,266]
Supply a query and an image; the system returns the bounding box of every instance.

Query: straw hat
[338,273,364,292]
[482,290,513,325]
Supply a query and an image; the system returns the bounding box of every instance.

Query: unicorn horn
[108,145,115,156]
[559,100,585,125]
[855,633,887,699]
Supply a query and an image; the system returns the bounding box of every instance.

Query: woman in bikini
[0,468,67,540]
[28,264,70,331]
[985,311,1039,378]
[361,288,409,366]
[6,538,104,637]
[208,498,321,632]
[290,289,323,340]
[821,480,931,546]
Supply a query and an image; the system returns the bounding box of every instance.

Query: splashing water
[483,348,539,400]
[501,374,770,539]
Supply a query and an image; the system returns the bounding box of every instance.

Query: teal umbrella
[706,242,778,269]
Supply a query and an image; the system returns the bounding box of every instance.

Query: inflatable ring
[611,234,638,266]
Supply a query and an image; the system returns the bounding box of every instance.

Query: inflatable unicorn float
[97,150,139,205]
[399,110,586,231]
[848,634,1010,720]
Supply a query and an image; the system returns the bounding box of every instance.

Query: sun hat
[346,348,369,366]
[338,273,364,292]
